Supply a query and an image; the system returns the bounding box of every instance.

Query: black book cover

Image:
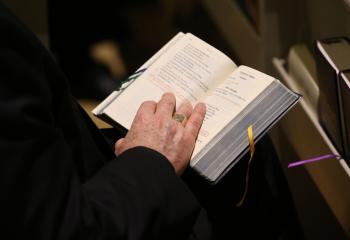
[339,70,350,163]
[316,37,350,156]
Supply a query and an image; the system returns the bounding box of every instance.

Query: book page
[192,65,274,159]
[104,33,237,129]
[92,33,186,116]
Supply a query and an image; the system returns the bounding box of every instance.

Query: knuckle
[133,112,151,126]
[159,116,176,131]
[155,115,171,130]
[169,122,179,134]
[135,113,147,125]
[191,118,202,129]
[156,114,165,125]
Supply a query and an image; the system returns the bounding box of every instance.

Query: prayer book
[316,37,350,158]
[93,32,300,183]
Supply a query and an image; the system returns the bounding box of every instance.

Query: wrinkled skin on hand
[115,92,206,175]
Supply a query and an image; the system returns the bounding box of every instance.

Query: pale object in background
[287,44,319,111]
[90,40,127,80]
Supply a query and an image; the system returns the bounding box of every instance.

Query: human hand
[115,92,206,175]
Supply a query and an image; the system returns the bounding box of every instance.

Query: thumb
[115,138,125,156]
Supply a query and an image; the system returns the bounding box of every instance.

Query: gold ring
[173,113,187,126]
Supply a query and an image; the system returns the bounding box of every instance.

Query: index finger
[135,100,157,118]
[185,102,206,137]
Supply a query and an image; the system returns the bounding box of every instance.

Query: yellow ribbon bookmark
[236,125,255,207]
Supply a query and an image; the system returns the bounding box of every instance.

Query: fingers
[155,92,176,117]
[175,100,193,119]
[185,102,206,137]
[173,100,193,126]
[136,100,157,118]
[115,94,206,176]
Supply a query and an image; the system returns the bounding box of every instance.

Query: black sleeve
[0,19,210,240]
[84,147,204,239]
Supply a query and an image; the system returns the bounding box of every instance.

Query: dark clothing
[0,2,305,240]
[0,3,210,239]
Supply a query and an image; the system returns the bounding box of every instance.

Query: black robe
[0,3,210,239]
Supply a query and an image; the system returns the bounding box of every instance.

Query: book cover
[316,37,350,157]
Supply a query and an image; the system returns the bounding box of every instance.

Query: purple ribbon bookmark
[288,154,340,168]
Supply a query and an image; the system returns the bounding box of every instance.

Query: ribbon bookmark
[119,68,147,90]
[288,154,340,168]
[247,125,255,159]
[236,125,255,207]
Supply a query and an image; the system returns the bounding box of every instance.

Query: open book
[93,32,301,183]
